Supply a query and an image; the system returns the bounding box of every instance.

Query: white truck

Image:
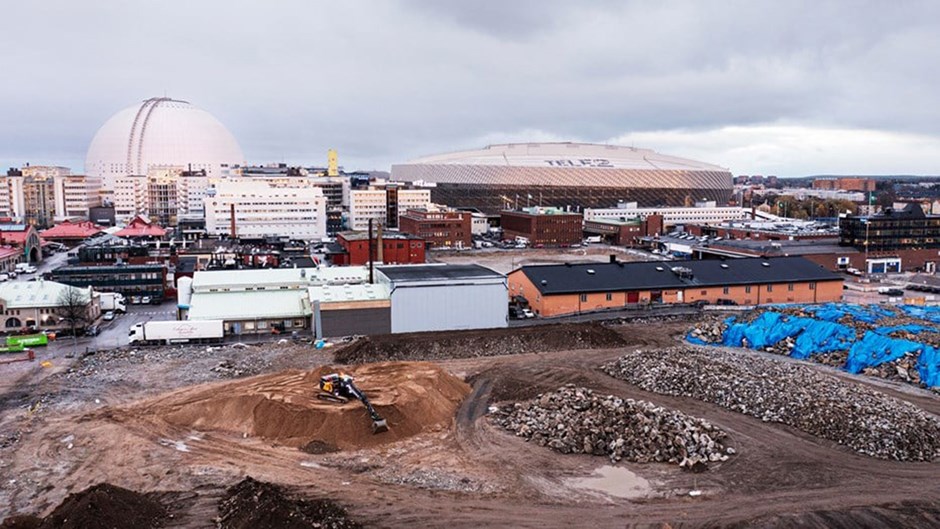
[99,292,127,313]
[128,320,224,345]
[15,263,37,274]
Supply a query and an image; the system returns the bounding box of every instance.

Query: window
[767,285,773,292]
[701,290,707,295]
[606,293,612,301]
[745,286,751,294]
[580,294,587,302]
[788,283,794,292]
[722,286,729,295]
[809,282,816,290]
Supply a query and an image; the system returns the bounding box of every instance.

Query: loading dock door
[627,292,640,303]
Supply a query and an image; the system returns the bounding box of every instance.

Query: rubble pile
[493,384,733,471]
[602,347,940,461]
[687,305,940,390]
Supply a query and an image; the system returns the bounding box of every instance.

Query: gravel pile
[217,477,361,529]
[602,347,940,461]
[493,384,733,471]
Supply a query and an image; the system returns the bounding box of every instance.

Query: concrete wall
[390,281,508,333]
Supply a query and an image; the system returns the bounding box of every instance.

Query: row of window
[576,282,819,302]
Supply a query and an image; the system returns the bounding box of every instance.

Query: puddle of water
[565,465,650,499]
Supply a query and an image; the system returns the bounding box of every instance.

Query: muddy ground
[1,319,939,528]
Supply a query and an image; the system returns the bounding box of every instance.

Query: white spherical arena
[85,97,244,190]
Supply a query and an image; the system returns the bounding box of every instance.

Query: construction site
[2,314,940,528]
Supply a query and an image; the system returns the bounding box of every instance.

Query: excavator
[317,373,389,433]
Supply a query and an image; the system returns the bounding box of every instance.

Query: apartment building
[348,187,431,231]
[53,174,102,221]
[204,181,327,240]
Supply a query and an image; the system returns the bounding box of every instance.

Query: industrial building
[583,215,664,246]
[377,264,508,333]
[332,231,426,266]
[508,256,843,317]
[183,263,506,336]
[501,207,583,247]
[392,142,733,214]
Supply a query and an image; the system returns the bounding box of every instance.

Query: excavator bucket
[372,418,389,434]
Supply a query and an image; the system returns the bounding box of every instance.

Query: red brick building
[399,209,472,249]
[583,214,664,246]
[334,231,426,266]
[501,207,583,247]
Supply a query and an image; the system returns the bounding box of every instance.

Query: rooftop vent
[720,263,729,269]
[762,262,770,267]
[540,279,548,285]
[587,269,596,275]
[656,266,664,271]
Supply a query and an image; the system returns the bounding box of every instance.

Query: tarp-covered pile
[689,303,940,388]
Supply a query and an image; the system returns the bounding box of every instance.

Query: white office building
[585,201,752,227]
[204,181,327,240]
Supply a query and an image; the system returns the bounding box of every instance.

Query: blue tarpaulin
[846,331,940,387]
[689,303,940,387]
[801,303,895,323]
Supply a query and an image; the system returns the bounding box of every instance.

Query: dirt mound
[720,500,940,529]
[35,483,166,529]
[335,323,627,364]
[153,362,470,450]
[0,515,41,529]
[218,477,361,529]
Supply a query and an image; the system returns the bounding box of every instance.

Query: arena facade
[391,142,733,215]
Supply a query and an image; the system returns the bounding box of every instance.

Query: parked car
[522,308,535,318]
[880,289,904,296]
[102,311,115,321]
[0,273,9,282]
[141,296,152,304]
[85,324,99,336]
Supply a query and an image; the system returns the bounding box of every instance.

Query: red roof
[40,220,104,240]
[0,245,20,260]
[115,216,166,238]
[0,226,30,245]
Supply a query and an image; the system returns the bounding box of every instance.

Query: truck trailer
[128,320,224,345]
[99,292,127,313]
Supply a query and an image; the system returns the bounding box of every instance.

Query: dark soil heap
[37,483,166,529]
[335,322,627,363]
[217,477,361,529]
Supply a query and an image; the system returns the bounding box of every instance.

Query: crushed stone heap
[493,384,734,471]
[602,347,940,461]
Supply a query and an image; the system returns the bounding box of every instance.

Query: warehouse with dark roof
[507,256,843,317]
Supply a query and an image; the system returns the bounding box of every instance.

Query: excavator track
[316,393,349,404]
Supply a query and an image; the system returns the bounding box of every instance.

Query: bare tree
[57,286,90,338]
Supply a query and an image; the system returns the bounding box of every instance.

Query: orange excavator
[317,373,389,433]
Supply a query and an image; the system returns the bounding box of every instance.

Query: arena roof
[399,143,727,172]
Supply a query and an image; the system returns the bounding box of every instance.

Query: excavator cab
[317,373,389,433]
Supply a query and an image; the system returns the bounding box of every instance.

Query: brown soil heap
[151,361,470,449]
[335,322,627,364]
[217,477,361,529]
[36,483,165,529]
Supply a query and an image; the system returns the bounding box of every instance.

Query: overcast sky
[2,0,939,176]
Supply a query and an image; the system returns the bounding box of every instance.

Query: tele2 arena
[392,142,733,214]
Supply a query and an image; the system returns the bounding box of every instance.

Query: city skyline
[3,1,940,176]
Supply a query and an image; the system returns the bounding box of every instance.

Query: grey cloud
[1,0,939,174]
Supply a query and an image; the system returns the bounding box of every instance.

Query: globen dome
[85,97,245,190]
